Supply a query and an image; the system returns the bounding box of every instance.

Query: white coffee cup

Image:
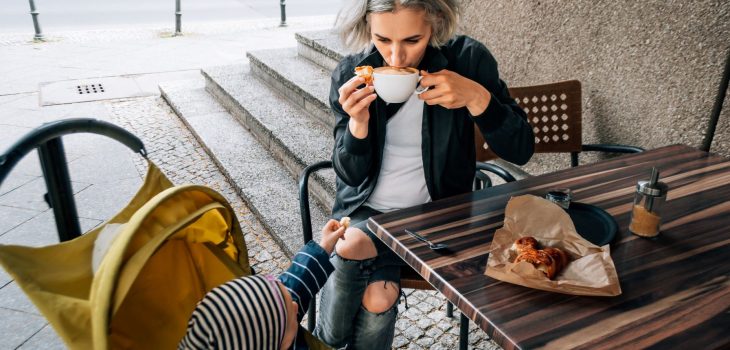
[372,66,427,103]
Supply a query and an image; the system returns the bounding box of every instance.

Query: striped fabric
[179,275,287,350]
[179,241,334,350]
[277,241,334,322]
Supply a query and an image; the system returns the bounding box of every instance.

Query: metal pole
[38,138,82,242]
[279,0,287,27]
[701,49,730,152]
[175,0,182,36]
[28,0,44,41]
[459,313,469,350]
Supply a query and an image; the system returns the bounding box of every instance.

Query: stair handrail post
[175,0,182,36]
[279,0,287,27]
[28,0,44,41]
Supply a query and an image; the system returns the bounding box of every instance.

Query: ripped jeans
[314,206,404,349]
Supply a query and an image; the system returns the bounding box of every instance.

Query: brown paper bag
[484,195,622,296]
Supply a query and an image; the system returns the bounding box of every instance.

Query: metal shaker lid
[636,180,668,197]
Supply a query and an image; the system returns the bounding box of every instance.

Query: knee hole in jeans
[362,281,400,314]
[335,228,378,260]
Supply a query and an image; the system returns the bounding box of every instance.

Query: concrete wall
[459,0,729,174]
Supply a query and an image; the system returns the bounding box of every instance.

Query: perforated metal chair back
[475,80,582,161]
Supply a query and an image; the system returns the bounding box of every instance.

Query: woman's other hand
[319,219,347,254]
[418,69,492,116]
[338,76,377,139]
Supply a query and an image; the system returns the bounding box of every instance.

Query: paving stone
[0,210,101,247]
[0,268,10,288]
[0,308,47,350]
[415,299,434,313]
[5,154,44,178]
[17,324,65,350]
[426,326,445,339]
[416,317,432,329]
[439,334,458,348]
[416,336,436,348]
[403,325,425,341]
[72,177,144,221]
[0,177,90,212]
[392,335,409,348]
[0,173,38,197]
[0,124,33,151]
[0,205,40,236]
[0,281,41,315]
[406,342,424,350]
[65,146,142,185]
[395,318,410,332]
[430,343,452,350]
[436,320,453,332]
[427,309,446,321]
[426,295,443,307]
[470,330,487,345]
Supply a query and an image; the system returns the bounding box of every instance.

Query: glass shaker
[629,167,668,238]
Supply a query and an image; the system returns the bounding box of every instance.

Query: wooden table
[368,145,730,350]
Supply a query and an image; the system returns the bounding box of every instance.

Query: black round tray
[565,202,618,246]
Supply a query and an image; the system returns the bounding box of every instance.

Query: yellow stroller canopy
[0,160,251,349]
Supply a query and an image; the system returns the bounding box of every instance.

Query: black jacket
[330,35,534,218]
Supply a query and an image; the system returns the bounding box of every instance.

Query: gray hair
[334,0,460,52]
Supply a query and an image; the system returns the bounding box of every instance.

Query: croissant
[354,65,374,84]
[543,247,569,272]
[339,216,351,230]
[514,249,558,279]
[510,236,539,254]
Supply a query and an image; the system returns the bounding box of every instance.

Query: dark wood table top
[368,145,730,350]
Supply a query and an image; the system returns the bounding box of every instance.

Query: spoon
[405,229,449,251]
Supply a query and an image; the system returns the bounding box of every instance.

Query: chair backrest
[475,80,583,161]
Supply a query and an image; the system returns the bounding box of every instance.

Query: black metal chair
[299,160,516,350]
[476,80,644,168]
[0,118,147,242]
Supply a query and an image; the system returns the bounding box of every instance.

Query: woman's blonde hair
[334,0,460,52]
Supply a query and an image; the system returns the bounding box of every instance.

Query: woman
[315,0,534,348]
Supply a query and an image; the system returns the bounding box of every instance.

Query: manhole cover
[39,77,153,106]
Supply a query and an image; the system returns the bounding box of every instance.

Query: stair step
[160,76,329,256]
[202,64,336,212]
[247,48,334,129]
[295,30,347,72]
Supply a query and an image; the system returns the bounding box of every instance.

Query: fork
[404,229,448,251]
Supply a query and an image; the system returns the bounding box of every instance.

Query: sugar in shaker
[629,167,669,238]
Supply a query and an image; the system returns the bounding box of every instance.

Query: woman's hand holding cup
[418,69,491,116]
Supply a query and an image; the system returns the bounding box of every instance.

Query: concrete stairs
[160,30,347,256]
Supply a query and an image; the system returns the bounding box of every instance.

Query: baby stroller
[0,119,251,349]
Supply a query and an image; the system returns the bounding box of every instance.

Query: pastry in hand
[514,249,558,279]
[510,236,539,254]
[354,65,374,84]
[339,216,351,230]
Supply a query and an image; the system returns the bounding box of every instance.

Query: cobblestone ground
[107,96,501,350]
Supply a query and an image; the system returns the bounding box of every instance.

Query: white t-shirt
[365,94,432,212]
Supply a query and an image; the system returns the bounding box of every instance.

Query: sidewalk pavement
[0,16,499,350]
